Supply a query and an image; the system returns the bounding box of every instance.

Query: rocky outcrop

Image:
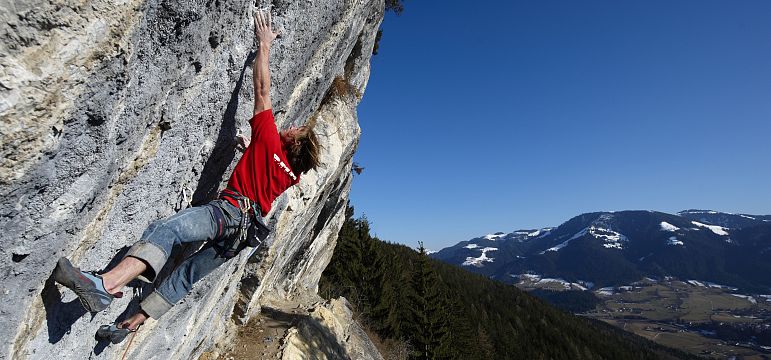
[281,298,383,360]
[0,0,383,359]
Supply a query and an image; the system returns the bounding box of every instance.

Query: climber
[52,9,320,343]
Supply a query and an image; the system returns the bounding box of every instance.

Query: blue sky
[349,0,771,251]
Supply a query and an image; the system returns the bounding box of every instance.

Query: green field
[517,278,771,358]
[585,279,771,358]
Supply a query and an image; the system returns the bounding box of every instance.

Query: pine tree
[477,325,495,360]
[406,243,452,360]
[320,204,364,301]
[372,262,413,339]
[407,249,430,358]
[442,296,477,360]
[361,232,385,318]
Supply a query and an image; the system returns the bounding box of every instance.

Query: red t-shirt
[225,109,300,216]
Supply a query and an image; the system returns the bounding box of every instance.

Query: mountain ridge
[432,209,771,293]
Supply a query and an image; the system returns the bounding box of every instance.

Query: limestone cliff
[0,0,384,358]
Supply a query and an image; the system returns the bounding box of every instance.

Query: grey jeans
[125,199,249,319]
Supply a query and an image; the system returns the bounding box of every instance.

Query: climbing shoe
[96,323,137,344]
[53,257,117,313]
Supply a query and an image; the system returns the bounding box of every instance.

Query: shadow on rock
[192,51,257,206]
[99,246,131,273]
[41,275,88,344]
[92,334,111,355]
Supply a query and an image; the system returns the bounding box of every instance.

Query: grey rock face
[0,0,384,359]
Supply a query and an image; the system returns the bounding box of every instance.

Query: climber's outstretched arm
[253,9,278,115]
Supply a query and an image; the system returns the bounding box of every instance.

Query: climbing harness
[219,188,271,258]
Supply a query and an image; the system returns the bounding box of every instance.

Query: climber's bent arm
[253,9,278,115]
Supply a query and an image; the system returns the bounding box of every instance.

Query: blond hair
[286,119,321,174]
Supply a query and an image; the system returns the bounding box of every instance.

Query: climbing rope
[121,330,137,360]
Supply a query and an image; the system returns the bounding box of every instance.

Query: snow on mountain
[660,222,680,232]
[477,228,554,243]
[462,247,499,267]
[678,209,771,228]
[591,226,628,249]
[681,210,720,215]
[483,233,506,241]
[596,287,616,296]
[691,221,729,236]
[542,224,628,253]
[667,236,684,246]
[527,228,552,238]
[707,282,737,290]
[511,273,591,290]
[730,294,757,304]
[542,227,588,253]
[459,228,555,250]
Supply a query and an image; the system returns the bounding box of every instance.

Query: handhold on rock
[11,253,29,263]
[86,109,106,126]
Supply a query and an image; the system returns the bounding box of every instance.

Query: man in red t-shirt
[52,10,320,342]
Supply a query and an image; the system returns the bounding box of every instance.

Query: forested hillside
[319,206,696,359]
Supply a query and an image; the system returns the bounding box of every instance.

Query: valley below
[516,277,771,358]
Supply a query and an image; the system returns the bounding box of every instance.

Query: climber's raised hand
[254,9,277,46]
[252,8,275,114]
